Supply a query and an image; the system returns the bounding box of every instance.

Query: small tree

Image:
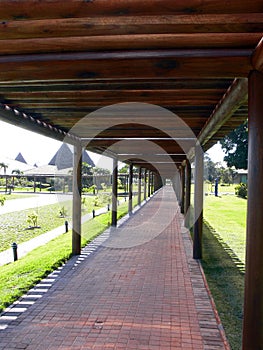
[0,162,8,175]
[27,211,39,228]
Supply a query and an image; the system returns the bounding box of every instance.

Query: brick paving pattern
[0,186,229,349]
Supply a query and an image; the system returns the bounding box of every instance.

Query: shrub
[27,211,39,227]
[0,195,6,206]
[82,185,97,195]
[59,206,68,218]
[235,183,247,199]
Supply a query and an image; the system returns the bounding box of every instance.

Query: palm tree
[12,169,23,175]
[0,162,8,175]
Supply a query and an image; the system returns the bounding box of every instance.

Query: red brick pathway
[0,186,229,349]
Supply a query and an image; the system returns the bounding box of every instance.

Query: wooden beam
[1,14,263,40]
[0,50,252,81]
[0,0,262,20]
[0,78,233,91]
[251,36,263,72]
[0,33,260,55]
[0,102,78,143]
[198,78,248,147]
[2,88,226,100]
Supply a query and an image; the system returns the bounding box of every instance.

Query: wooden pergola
[0,1,262,348]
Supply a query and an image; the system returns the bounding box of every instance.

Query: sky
[0,120,226,171]
[0,121,114,170]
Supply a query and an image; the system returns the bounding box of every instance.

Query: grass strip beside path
[0,195,106,252]
[201,222,244,350]
[203,194,247,350]
[204,194,247,263]
[0,214,108,312]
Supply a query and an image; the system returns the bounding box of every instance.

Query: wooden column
[111,157,118,227]
[151,173,155,194]
[154,173,158,192]
[180,164,186,214]
[193,145,204,259]
[242,70,263,350]
[174,170,181,203]
[72,142,82,256]
[184,160,191,228]
[148,170,151,197]
[144,168,147,200]
[138,167,142,205]
[128,163,133,213]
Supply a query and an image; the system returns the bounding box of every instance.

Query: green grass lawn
[201,221,244,350]
[203,193,247,350]
[0,195,109,253]
[204,194,247,263]
[204,182,236,194]
[0,214,109,312]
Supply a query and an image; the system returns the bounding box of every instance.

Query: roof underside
[0,0,262,176]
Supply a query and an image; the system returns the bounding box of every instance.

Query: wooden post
[180,164,186,214]
[111,157,118,227]
[242,70,263,350]
[128,163,133,213]
[151,173,154,194]
[148,170,151,197]
[174,170,181,203]
[144,168,147,200]
[184,160,191,228]
[72,142,82,256]
[138,167,142,205]
[154,173,158,192]
[193,145,204,259]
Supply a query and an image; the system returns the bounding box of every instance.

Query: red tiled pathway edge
[0,186,230,350]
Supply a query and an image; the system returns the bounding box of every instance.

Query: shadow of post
[201,220,244,350]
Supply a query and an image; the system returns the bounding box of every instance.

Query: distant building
[234,169,248,184]
[15,152,27,164]
[24,143,95,177]
[49,143,95,170]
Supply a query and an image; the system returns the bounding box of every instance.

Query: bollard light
[11,242,18,261]
[92,209,95,218]
[65,220,68,233]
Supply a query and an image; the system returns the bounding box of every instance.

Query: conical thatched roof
[49,143,94,170]
[15,152,27,164]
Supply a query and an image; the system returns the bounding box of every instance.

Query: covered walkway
[0,187,228,350]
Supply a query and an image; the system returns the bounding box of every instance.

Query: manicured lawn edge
[201,220,244,350]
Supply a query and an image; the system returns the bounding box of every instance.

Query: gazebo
[0,1,262,348]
